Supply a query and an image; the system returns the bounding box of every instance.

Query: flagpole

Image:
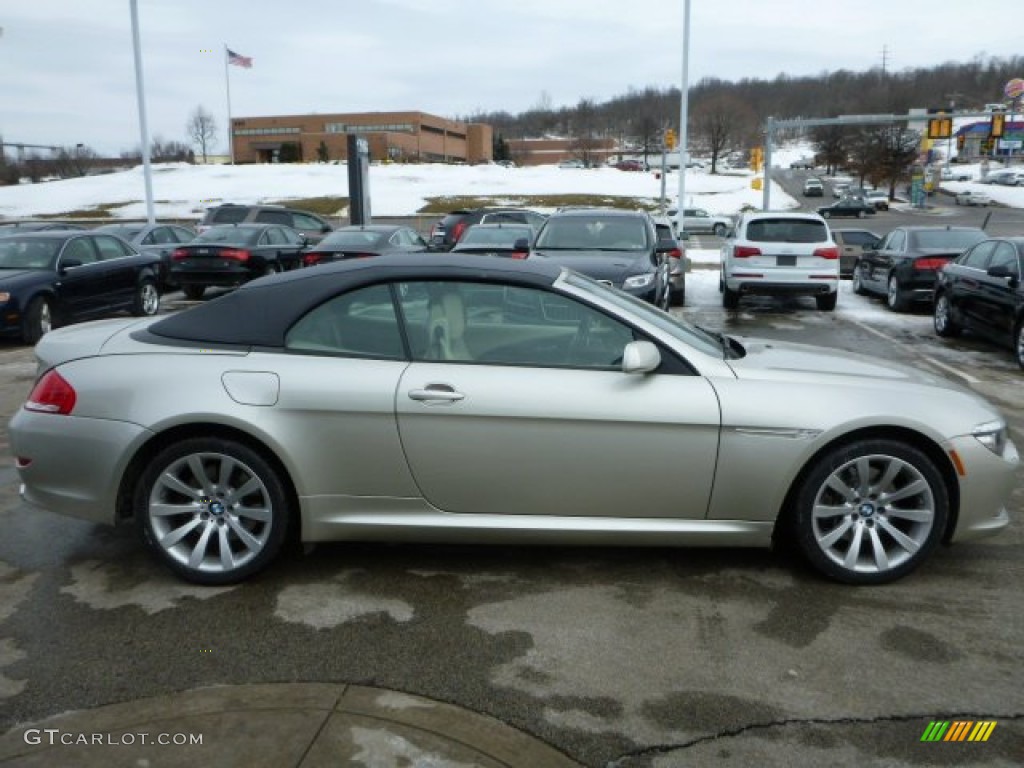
[225,45,234,165]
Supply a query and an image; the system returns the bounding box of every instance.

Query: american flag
[226,48,252,69]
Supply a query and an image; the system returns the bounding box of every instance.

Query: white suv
[720,211,840,310]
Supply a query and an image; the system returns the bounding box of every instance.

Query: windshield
[0,238,61,269]
[536,215,649,251]
[563,271,724,358]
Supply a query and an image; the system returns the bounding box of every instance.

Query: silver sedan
[8,255,1018,585]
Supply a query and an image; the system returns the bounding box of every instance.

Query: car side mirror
[987,265,1014,280]
[622,341,661,374]
[321,225,331,233]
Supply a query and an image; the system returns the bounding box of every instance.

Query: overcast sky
[2,0,1020,156]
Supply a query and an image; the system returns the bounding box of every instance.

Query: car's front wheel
[132,279,160,317]
[933,292,960,337]
[713,223,727,236]
[22,296,54,345]
[135,438,291,584]
[851,263,867,296]
[857,210,866,219]
[792,439,948,584]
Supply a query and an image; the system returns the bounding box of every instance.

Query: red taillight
[220,248,251,262]
[451,221,468,243]
[813,247,840,260]
[915,258,950,271]
[25,370,77,415]
[510,250,528,260]
[669,247,683,259]
[303,253,323,267]
[733,246,761,258]
[171,248,189,261]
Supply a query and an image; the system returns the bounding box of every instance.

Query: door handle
[408,385,465,404]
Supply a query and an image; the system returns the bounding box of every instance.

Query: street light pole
[129,0,155,225]
[675,0,691,236]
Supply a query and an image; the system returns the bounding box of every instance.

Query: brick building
[505,137,619,166]
[231,111,492,164]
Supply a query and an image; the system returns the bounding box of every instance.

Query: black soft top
[145,254,563,347]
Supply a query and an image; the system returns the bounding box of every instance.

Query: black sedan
[301,225,428,266]
[451,223,533,258]
[816,198,876,219]
[0,231,161,343]
[934,237,1024,368]
[853,226,987,311]
[169,224,307,300]
[528,209,674,309]
[95,223,196,290]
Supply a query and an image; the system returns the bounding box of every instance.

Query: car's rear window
[210,207,248,224]
[745,218,828,244]
[910,230,986,250]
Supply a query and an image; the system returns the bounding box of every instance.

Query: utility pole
[880,44,890,78]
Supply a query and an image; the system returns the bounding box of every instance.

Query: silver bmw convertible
[8,255,1018,585]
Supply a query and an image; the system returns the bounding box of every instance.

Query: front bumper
[947,434,1018,542]
[9,409,150,525]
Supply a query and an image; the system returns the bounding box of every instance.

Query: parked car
[803,178,824,197]
[852,226,988,311]
[0,231,161,343]
[615,159,647,172]
[831,181,851,198]
[302,225,428,266]
[668,207,733,236]
[790,158,815,170]
[940,167,971,182]
[817,198,877,219]
[955,190,992,207]
[558,159,584,169]
[994,170,1024,187]
[651,215,689,306]
[831,229,882,278]
[10,255,1016,586]
[450,223,533,259]
[980,169,1015,186]
[720,211,839,310]
[94,222,196,290]
[428,207,546,251]
[168,223,308,300]
[197,204,333,244]
[934,237,1024,368]
[529,208,674,309]
[865,190,890,211]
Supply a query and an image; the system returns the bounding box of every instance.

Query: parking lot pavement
[1,290,1022,767]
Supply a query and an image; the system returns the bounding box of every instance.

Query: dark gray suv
[198,204,333,244]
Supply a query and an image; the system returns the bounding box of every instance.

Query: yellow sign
[665,129,676,150]
[751,176,763,190]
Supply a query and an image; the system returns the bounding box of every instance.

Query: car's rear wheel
[816,292,837,311]
[135,438,290,585]
[713,223,727,236]
[22,297,53,345]
[933,292,960,337]
[722,285,740,309]
[183,284,206,300]
[792,439,948,585]
[886,274,908,312]
[851,263,868,296]
[132,279,160,317]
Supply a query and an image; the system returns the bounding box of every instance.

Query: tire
[851,263,868,296]
[713,223,727,237]
[135,437,291,585]
[722,285,740,309]
[22,297,54,345]
[1015,320,1024,371]
[263,262,279,277]
[132,279,160,317]
[183,284,206,301]
[821,211,831,219]
[792,439,948,585]
[669,283,685,307]
[933,292,960,337]
[886,274,908,312]
[816,292,837,311]
[856,210,866,219]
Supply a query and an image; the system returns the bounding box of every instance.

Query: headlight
[973,420,1008,455]
[0,292,9,304]
[623,273,655,289]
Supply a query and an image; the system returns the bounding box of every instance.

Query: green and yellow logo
[921,721,997,742]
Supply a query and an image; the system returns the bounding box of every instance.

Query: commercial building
[953,119,1024,161]
[231,111,492,164]
[506,137,618,167]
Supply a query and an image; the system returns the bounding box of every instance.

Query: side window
[171,227,195,243]
[963,241,996,270]
[94,235,132,260]
[61,237,99,265]
[264,228,288,246]
[280,228,302,245]
[141,230,157,245]
[150,227,175,245]
[989,243,1020,277]
[285,284,403,358]
[396,281,635,369]
[291,213,326,231]
[255,210,292,226]
[212,207,248,224]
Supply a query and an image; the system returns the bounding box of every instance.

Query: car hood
[727,336,961,391]
[529,250,649,281]
[0,269,52,287]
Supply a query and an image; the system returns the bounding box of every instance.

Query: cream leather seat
[426,292,472,361]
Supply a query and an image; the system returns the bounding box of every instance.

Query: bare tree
[186,106,218,163]
[689,94,756,173]
[52,144,98,177]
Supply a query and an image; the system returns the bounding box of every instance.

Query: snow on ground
[0,161,796,221]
